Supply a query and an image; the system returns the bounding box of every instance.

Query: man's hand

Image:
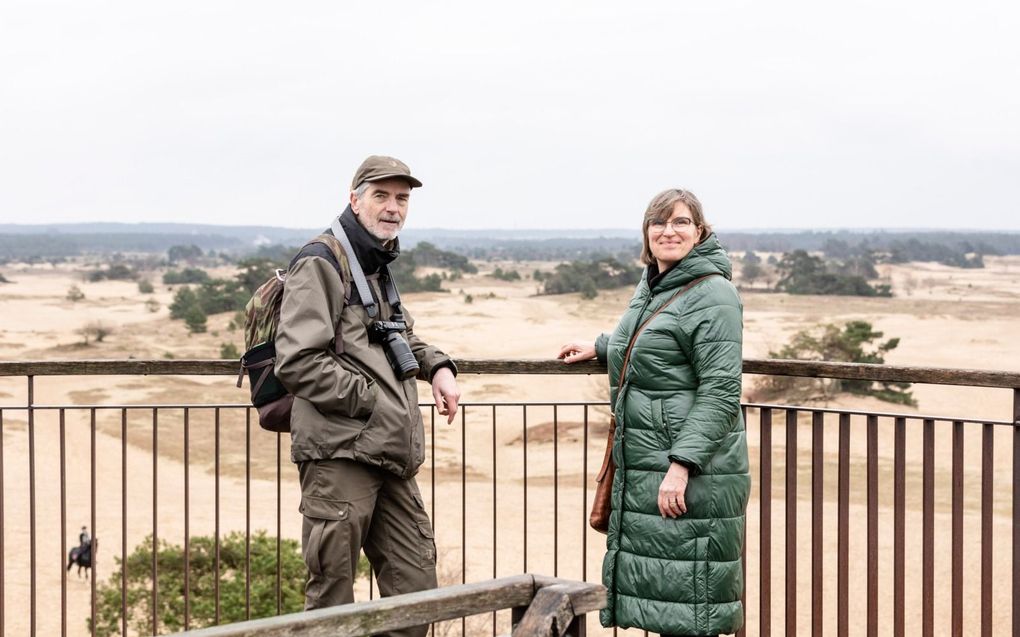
[657,461,690,518]
[557,341,596,364]
[431,366,460,424]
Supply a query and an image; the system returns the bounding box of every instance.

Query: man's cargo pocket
[415,520,437,567]
[300,496,350,578]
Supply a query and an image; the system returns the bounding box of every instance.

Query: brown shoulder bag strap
[617,274,720,389]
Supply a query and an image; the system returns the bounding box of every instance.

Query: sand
[0,256,1018,636]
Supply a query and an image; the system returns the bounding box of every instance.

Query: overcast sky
[2,1,1018,231]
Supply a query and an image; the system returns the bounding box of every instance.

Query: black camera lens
[383,331,420,380]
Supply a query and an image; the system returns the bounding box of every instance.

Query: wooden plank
[2,358,1020,388]
[164,575,539,637]
[512,585,576,637]
[531,576,607,615]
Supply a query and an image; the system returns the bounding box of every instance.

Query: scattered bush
[169,288,199,320]
[163,268,210,285]
[184,306,207,334]
[137,279,154,294]
[756,320,915,405]
[67,285,85,302]
[90,532,308,636]
[541,257,641,295]
[490,267,521,281]
[220,342,240,359]
[144,298,161,313]
[87,264,137,282]
[166,244,203,265]
[775,250,890,297]
[77,321,113,344]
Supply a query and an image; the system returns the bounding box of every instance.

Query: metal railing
[0,358,1017,636]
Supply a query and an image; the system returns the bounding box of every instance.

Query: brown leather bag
[588,274,718,534]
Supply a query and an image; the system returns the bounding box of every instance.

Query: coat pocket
[651,399,672,449]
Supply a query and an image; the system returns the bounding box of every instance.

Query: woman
[558,189,749,637]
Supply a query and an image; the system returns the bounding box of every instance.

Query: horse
[66,538,96,579]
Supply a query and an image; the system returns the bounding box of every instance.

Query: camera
[368,317,420,380]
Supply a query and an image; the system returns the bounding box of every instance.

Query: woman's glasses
[649,218,695,233]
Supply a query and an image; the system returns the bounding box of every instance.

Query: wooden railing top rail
[164,574,605,637]
[1,358,1019,389]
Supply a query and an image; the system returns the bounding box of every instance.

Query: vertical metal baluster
[894,416,905,637]
[245,408,251,620]
[121,409,127,637]
[737,404,748,637]
[277,429,282,616]
[492,405,497,637]
[462,407,466,637]
[28,376,35,637]
[867,415,877,637]
[1012,389,1019,637]
[430,405,437,637]
[184,408,190,630]
[838,413,849,637]
[523,405,528,574]
[152,408,158,636]
[922,418,934,637]
[1,409,5,637]
[951,420,963,637]
[760,407,772,637]
[90,409,97,633]
[980,422,992,637]
[785,409,797,637]
[60,409,66,637]
[582,405,589,583]
[214,408,220,625]
[553,405,559,578]
[811,411,823,637]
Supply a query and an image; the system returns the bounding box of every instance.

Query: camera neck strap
[330,216,379,319]
[380,266,404,316]
[330,216,406,320]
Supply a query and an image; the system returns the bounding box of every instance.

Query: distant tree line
[718,230,1019,257]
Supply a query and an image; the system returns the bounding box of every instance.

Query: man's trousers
[298,458,438,637]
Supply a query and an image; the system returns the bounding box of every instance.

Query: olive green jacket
[274,253,453,478]
[595,233,749,635]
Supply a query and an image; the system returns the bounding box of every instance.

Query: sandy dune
[0,257,1018,636]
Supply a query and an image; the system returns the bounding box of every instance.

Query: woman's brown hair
[639,188,712,266]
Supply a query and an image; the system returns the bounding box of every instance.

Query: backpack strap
[330,217,378,318]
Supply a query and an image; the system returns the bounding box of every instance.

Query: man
[275,156,460,632]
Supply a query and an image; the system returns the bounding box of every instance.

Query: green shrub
[184,306,207,334]
[138,280,155,294]
[90,532,305,636]
[757,320,914,405]
[163,268,210,285]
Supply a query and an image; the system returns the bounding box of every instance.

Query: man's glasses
[649,218,696,233]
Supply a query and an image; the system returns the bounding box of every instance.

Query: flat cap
[351,155,422,190]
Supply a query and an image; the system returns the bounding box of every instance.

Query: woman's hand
[557,341,596,364]
[658,461,690,518]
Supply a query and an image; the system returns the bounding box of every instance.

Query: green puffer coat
[595,234,749,636]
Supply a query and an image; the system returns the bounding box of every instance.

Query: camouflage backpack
[236,232,352,433]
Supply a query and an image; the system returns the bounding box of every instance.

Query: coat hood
[644,232,733,293]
